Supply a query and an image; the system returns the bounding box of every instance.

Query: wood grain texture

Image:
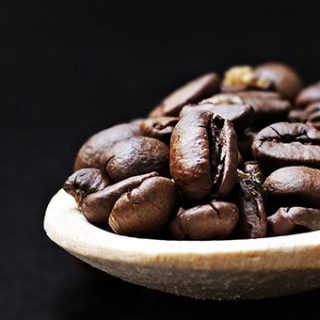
[44,189,320,300]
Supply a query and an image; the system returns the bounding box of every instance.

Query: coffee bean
[235,91,292,124]
[109,176,178,237]
[222,63,302,100]
[169,201,239,240]
[180,93,254,130]
[170,110,238,202]
[222,66,273,92]
[149,72,220,117]
[74,121,142,171]
[252,122,320,169]
[263,166,320,208]
[63,168,111,206]
[254,63,302,100]
[268,207,320,236]
[237,162,267,238]
[104,136,169,181]
[296,82,320,108]
[140,116,179,143]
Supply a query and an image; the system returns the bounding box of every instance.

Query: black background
[2,1,320,319]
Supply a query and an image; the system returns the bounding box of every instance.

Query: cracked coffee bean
[149,72,220,117]
[170,110,238,202]
[237,162,267,238]
[268,207,320,236]
[169,201,239,240]
[263,166,320,208]
[252,122,320,169]
[74,121,142,171]
[180,93,254,130]
[103,136,169,181]
[140,116,179,143]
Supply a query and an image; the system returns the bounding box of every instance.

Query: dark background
[2,1,320,319]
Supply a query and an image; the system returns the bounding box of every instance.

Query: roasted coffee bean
[268,207,320,236]
[263,166,320,208]
[74,121,142,171]
[237,163,267,238]
[296,82,320,108]
[237,177,267,238]
[222,66,273,92]
[80,172,159,224]
[169,201,239,240]
[140,116,179,143]
[254,63,302,100]
[180,93,254,130]
[252,122,320,169]
[63,168,111,206]
[149,73,220,118]
[109,176,178,237]
[170,110,238,202]
[235,91,292,124]
[103,136,169,181]
[222,63,302,100]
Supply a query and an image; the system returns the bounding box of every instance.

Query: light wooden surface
[44,189,320,300]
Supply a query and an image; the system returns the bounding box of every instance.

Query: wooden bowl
[44,189,320,300]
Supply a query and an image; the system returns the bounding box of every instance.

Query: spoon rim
[44,189,320,271]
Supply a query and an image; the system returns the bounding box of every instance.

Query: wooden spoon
[44,189,320,300]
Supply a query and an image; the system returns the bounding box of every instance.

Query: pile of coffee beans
[64,62,320,240]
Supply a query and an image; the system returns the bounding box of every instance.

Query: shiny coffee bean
[237,162,267,238]
[296,82,320,108]
[74,121,142,171]
[235,91,292,124]
[268,207,320,236]
[78,172,178,237]
[180,93,254,130]
[170,110,238,202]
[103,136,169,181]
[109,176,177,237]
[169,201,239,240]
[254,63,302,100]
[140,116,179,143]
[252,122,320,169]
[63,168,111,206]
[149,72,220,117]
[80,172,158,224]
[263,166,320,208]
